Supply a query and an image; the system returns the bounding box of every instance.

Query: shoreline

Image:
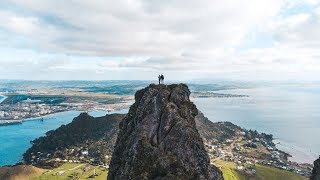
[21,110,73,122]
[1,108,129,124]
[0,110,72,123]
[0,108,129,167]
[192,95,319,165]
[275,139,317,165]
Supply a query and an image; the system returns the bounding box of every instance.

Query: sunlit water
[193,85,320,164]
[0,109,128,166]
[0,95,5,103]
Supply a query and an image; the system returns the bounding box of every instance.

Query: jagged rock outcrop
[311,157,320,180]
[108,84,223,180]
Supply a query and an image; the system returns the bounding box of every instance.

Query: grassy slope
[214,160,308,180]
[0,162,308,180]
[32,163,107,180]
[214,160,247,180]
[0,163,107,180]
[255,164,308,180]
[0,165,45,180]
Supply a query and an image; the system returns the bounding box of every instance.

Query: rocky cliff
[311,157,320,180]
[108,84,223,180]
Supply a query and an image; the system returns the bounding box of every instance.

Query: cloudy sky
[0,0,319,81]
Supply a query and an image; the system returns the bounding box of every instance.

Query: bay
[193,85,320,164]
[0,109,128,166]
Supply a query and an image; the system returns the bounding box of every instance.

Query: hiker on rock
[160,74,164,84]
[158,74,164,84]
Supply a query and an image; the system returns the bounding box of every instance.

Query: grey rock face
[108,84,223,180]
[311,157,320,180]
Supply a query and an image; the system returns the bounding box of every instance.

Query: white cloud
[0,0,319,80]
[273,11,320,48]
[2,0,284,55]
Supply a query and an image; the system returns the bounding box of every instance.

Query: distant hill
[23,113,125,168]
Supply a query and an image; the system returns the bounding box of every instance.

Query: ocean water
[0,95,5,103]
[192,85,320,164]
[0,109,128,166]
[1,85,319,166]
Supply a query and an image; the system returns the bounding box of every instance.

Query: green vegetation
[0,165,45,180]
[214,160,308,180]
[214,160,246,180]
[255,164,308,180]
[24,113,125,168]
[32,163,108,180]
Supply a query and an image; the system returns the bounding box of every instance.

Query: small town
[0,92,132,121]
[0,101,66,120]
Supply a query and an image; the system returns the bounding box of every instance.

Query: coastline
[0,107,129,124]
[275,139,317,164]
[192,89,320,165]
[21,110,73,122]
[20,109,119,122]
[0,110,72,124]
[0,108,129,166]
[0,94,67,122]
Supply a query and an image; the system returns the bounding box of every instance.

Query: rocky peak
[108,84,223,180]
[311,156,320,180]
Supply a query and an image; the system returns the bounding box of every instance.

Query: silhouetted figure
[158,75,161,84]
[160,74,164,84]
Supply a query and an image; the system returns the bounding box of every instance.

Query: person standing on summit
[158,75,161,84]
[158,74,164,84]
